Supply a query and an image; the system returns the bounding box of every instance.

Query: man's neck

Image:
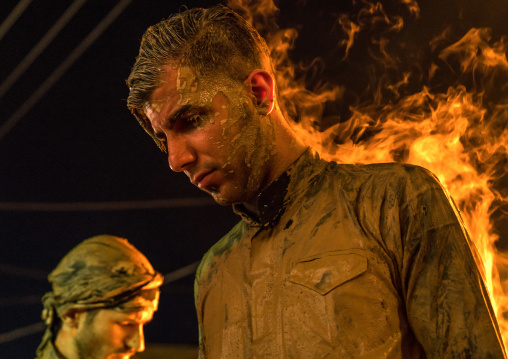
[243,144,307,218]
[242,200,260,217]
[242,111,307,217]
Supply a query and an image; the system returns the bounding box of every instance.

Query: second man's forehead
[105,308,154,324]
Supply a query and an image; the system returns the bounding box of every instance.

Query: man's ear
[61,310,82,329]
[244,70,274,115]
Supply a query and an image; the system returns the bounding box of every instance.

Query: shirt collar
[233,148,317,227]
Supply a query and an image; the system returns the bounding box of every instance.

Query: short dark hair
[126,5,272,151]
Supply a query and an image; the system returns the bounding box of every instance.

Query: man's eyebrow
[168,105,192,126]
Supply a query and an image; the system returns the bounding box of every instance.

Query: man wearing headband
[35,234,164,359]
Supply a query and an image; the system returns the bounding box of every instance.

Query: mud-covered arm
[399,167,506,358]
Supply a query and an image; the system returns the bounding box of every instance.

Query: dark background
[0,0,507,358]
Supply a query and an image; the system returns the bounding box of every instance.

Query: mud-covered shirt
[195,149,506,358]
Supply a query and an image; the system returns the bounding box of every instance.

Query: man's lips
[113,349,137,358]
[191,170,215,187]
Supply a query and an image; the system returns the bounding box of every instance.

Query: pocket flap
[289,249,367,295]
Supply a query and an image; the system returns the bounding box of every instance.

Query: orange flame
[227,0,508,346]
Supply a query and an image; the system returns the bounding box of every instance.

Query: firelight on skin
[144,63,281,209]
[68,304,157,359]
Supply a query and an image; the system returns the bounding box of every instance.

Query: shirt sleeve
[398,165,506,358]
[195,254,209,359]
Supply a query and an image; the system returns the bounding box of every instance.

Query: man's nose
[166,137,195,172]
[127,325,145,352]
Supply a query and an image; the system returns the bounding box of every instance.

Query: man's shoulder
[323,160,439,189]
[195,220,246,281]
[328,160,432,177]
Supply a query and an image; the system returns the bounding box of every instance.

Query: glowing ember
[228,0,508,346]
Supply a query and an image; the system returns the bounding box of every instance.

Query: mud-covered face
[144,63,276,206]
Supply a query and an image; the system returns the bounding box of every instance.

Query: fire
[227,0,508,346]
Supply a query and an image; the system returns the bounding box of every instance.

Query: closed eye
[154,131,166,140]
[172,112,206,132]
[118,321,138,328]
[185,114,204,127]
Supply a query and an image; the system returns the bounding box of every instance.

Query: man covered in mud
[126,5,506,358]
[35,235,163,359]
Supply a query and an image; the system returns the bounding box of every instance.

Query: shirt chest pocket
[288,249,368,295]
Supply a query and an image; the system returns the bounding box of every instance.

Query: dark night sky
[0,0,507,358]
